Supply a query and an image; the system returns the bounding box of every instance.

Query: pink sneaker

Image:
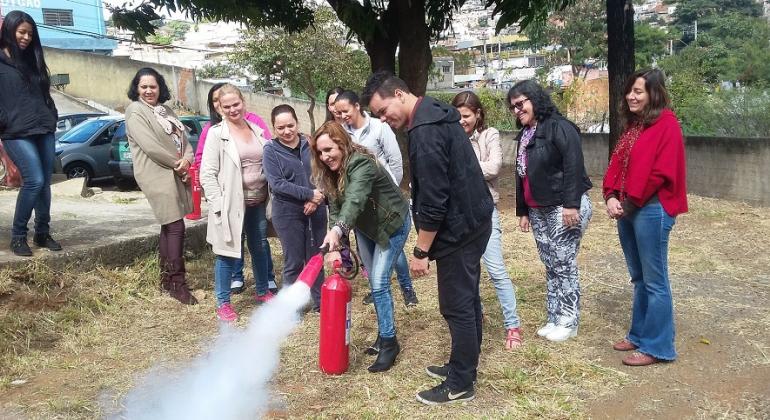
[216,303,238,322]
[255,291,275,304]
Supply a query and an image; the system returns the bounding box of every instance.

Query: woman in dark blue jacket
[263,105,327,311]
[0,11,61,256]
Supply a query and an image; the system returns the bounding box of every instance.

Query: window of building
[442,65,451,73]
[528,56,546,67]
[42,9,74,27]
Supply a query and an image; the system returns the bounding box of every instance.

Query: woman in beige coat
[200,84,272,323]
[125,67,197,305]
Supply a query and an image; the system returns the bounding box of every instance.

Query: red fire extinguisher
[319,259,353,375]
[185,163,202,220]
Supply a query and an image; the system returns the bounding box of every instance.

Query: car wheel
[64,163,93,180]
[114,177,136,191]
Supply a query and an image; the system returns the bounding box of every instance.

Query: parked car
[55,115,124,180]
[56,112,107,139]
[108,115,209,190]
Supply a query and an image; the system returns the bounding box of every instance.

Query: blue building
[1,0,116,54]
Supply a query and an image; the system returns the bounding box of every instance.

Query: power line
[37,23,225,53]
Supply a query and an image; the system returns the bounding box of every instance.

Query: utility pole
[694,20,698,42]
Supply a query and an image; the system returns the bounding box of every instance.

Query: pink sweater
[194,112,272,165]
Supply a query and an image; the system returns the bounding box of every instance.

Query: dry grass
[1,185,769,419]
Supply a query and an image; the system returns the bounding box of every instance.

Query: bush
[429,89,517,131]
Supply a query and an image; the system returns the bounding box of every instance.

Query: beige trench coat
[470,127,503,204]
[199,120,267,258]
[125,101,193,225]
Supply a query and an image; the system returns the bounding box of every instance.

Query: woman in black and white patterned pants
[507,80,593,342]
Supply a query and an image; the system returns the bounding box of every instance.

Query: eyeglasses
[508,98,530,111]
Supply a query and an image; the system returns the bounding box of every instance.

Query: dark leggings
[159,219,186,281]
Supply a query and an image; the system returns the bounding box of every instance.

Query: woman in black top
[0,11,61,256]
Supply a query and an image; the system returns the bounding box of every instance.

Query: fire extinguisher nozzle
[296,253,324,288]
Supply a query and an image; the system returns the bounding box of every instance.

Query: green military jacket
[329,152,409,247]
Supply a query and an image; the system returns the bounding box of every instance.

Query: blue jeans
[2,134,56,238]
[355,230,414,293]
[214,203,271,305]
[617,201,677,361]
[356,213,411,338]
[231,240,276,285]
[482,207,521,329]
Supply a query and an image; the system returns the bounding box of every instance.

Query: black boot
[364,336,381,355]
[162,259,198,305]
[368,336,400,373]
[10,236,32,257]
[33,233,62,251]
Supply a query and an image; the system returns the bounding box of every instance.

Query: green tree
[166,20,191,41]
[230,7,370,132]
[108,0,574,96]
[634,22,670,69]
[525,0,606,78]
[197,62,241,79]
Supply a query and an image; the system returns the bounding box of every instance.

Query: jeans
[482,207,520,329]
[436,220,491,391]
[528,193,592,328]
[355,229,414,293]
[2,134,56,238]
[356,212,411,339]
[617,201,677,361]
[214,203,271,305]
[231,240,276,285]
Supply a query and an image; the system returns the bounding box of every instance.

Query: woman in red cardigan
[603,68,687,366]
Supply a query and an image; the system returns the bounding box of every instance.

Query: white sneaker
[230,279,244,294]
[545,325,578,342]
[537,323,556,337]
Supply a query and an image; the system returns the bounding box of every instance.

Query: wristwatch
[413,246,429,259]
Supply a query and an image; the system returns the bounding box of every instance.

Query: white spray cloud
[115,282,312,420]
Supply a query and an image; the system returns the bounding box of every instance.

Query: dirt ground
[1,179,769,419]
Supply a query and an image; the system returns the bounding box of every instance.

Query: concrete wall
[500,131,770,206]
[45,48,326,133]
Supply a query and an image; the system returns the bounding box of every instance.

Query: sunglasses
[508,98,530,111]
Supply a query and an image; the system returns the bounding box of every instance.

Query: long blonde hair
[309,121,375,200]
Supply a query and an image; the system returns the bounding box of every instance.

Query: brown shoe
[161,259,198,305]
[613,339,638,351]
[622,352,660,366]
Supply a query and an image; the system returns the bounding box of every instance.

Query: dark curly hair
[127,67,171,103]
[506,80,560,128]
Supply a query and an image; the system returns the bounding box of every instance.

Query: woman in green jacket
[310,121,411,373]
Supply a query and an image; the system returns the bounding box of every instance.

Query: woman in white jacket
[452,91,523,349]
[200,84,272,322]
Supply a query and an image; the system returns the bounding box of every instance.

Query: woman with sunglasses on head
[452,91,522,350]
[195,83,278,296]
[333,90,418,311]
[508,80,592,343]
[199,84,273,322]
[310,121,411,373]
[0,11,61,256]
[603,69,687,366]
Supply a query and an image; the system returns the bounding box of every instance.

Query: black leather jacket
[514,114,592,216]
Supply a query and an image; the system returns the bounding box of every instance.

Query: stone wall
[500,131,770,206]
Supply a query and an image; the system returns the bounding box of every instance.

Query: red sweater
[603,109,688,217]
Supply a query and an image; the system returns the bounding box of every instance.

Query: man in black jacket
[363,71,493,405]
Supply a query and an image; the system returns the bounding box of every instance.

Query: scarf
[516,125,537,177]
[610,122,643,200]
[139,98,186,155]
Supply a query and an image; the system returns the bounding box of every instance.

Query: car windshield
[59,119,112,143]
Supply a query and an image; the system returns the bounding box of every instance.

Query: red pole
[185,164,202,220]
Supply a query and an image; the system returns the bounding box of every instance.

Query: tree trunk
[307,96,317,134]
[393,0,432,96]
[606,0,635,157]
[364,34,398,74]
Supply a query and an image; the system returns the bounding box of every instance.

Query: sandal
[505,328,523,350]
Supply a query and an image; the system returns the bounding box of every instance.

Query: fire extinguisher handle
[319,243,330,254]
